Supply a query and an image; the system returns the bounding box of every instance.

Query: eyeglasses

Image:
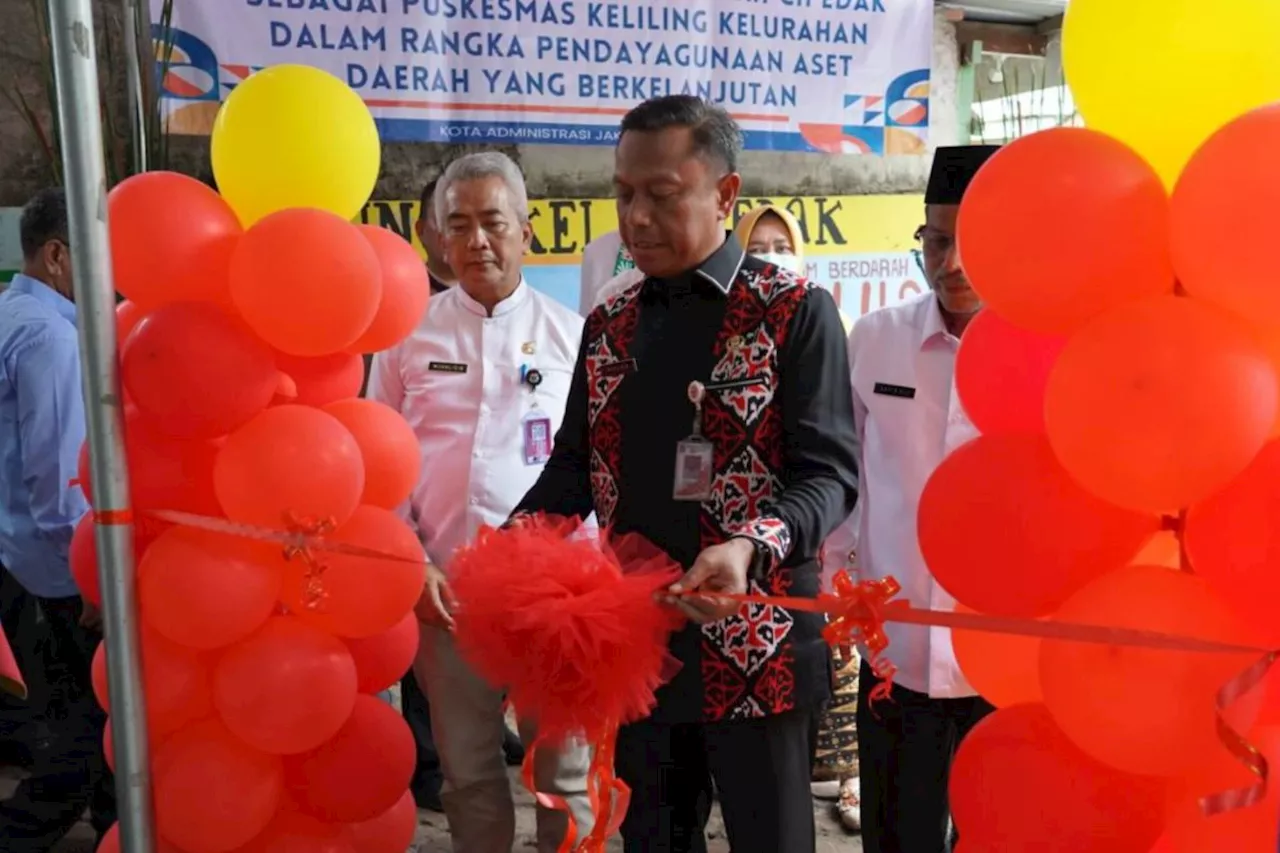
[913,225,955,255]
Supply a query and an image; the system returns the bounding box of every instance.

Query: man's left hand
[665,538,754,624]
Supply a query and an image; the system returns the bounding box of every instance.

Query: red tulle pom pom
[449,516,683,742]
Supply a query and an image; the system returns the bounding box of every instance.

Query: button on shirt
[368,281,584,572]
[0,274,88,599]
[823,292,980,698]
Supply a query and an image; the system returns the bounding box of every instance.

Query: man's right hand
[415,563,457,630]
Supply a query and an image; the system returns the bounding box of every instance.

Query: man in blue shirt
[0,188,114,850]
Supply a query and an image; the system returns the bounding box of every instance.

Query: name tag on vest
[428,361,468,374]
[599,358,638,377]
[873,382,916,399]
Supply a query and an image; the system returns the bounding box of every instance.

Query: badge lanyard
[520,365,553,466]
[673,380,714,502]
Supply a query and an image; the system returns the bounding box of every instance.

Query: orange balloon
[1039,565,1257,777]
[1045,296,1277,513]
[347,226,430,354]
[1165,725,1280,853]
[952,605,1042,708]
[954,310,1066,435]
[230,209,382,357]
[343,790,417,853]
[123,302,283,439]
[286,694,416,823]
[1185,440,1280,645]
[214,405,365,530]
[153,719,283,853]
[322,399,420,510]
[1131,531,1182,569]
[280,506,425,639]
[213,617,358,755]
[92,630,211,737]
[958,128,1174,336]
[236,811,355,853]
[139,526,281,651]
[1172,104,1280,332]
[109,171,242,310]
[117,300,146,348]
[950,703,1167,852]
[344,612,419,694]
[918,433,1158,618]
[275,351,366,407]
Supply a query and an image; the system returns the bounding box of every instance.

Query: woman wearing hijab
[734,205,855,335]
[735,204,861,833]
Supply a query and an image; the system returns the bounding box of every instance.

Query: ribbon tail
[576,722,630,852]
[1200,651,1277,816]
[522,737,579,853]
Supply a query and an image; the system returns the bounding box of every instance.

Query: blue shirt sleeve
[13,329,89,572]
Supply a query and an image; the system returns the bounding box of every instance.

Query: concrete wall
[0,1,959,206]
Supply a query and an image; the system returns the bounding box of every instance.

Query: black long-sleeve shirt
[515,235,860,723]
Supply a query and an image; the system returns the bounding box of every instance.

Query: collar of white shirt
[454,278,532,319]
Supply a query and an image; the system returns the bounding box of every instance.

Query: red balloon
[1172,104,1280,333]
[153,719,283,853]
[344,613,419,694]
[958,127,1174,335]
[1185,441,1280,644]
[955,310,1066,435]
[92,630,211,736]
[123,302,283,438]
[213,405,365,530]
[322,399,420,509]
[1165,725,1280,853]
[347,226,430,354]
[286,695,416,823]
[1046,296,1277,513]
[213,617,358,755]
[230,209,382,357]
[109,171,242,310]
[275,351,365,407]
[117,300,146,347]
[97,823,187,853]
[1039,565,1259,777]
[950,703,1166,852]
[344,790,417,853]
[918,434,1158,618]
[70,514,155,608]
[279,506,426,638]
[235,811,355,853]
[77,408,222,517]
[139,526,281,651]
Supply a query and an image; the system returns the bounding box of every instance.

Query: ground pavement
[9,767,861,852]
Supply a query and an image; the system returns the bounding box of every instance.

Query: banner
[359,194,927,317]
[154,0,935,154]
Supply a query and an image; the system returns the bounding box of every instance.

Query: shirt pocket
[705,372,775,426]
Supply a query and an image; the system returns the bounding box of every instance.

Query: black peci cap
[924,145,1001,205]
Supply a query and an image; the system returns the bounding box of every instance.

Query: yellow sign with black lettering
[359,195,924,265]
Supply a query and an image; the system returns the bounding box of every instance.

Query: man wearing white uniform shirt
[577,229,636,315]
[823,145,1000,853]
[368,152,592,853]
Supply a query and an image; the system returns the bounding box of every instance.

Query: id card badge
[674,380,713,501]
[673,436,713,501]
[522,409,553,466]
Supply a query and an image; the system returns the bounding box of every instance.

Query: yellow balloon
[1064,0,1280,188]
[211,64,380,227]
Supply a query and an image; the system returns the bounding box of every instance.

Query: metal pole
[121,0,148,174]
[47,3,155,853]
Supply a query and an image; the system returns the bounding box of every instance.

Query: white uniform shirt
[578,231,626,316]
[369,281,585,573]
[823,292,980,698]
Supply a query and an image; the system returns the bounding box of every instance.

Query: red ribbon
[145,511,1275,823]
